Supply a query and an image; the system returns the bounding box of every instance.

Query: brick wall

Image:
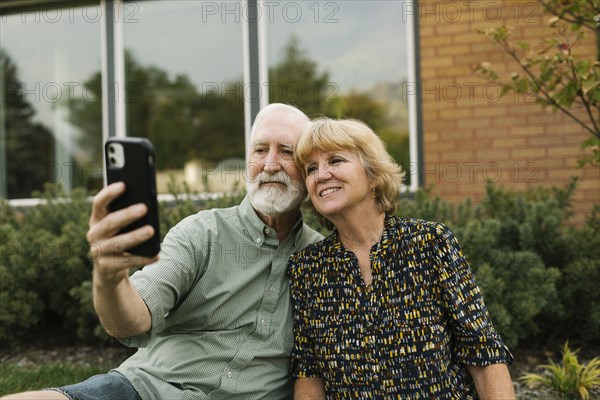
[417,0,599,224]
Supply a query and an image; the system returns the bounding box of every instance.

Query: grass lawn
[0,344,132,396]
[0,362,112,396]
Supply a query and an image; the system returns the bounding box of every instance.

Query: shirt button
[265,228,271,234]
[269,286,276,292]
[256,238,262,243]
[260,319,267,326]
[227,371,233,378]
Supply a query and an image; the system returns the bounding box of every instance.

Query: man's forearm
[93,271,151,338]
[294,377,326,400]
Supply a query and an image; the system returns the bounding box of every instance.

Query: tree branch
[497,38,599,137]
[540,0,598,30]
[568,56,600,135]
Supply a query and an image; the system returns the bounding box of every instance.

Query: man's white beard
[247,171,307,217]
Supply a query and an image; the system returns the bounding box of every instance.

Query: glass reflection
[0,2,102,199]
[123,0,245,194]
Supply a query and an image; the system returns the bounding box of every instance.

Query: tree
[268,35,335,117]
[66,70,102,171]
[1,49,55,198]
[336,90,387,132]
[476,0,600,167]
[124,53,243,168]
[69,51,245,170]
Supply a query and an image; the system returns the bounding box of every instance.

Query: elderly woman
[288,118,515,399]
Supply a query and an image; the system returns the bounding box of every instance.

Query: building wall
[417,0,599,224]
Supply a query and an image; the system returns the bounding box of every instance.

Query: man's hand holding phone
[87,182,159,283]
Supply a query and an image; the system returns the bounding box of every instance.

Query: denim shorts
[48,371,141,400]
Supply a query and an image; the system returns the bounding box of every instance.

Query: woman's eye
[330,157,344,165]
[306,165,317,175]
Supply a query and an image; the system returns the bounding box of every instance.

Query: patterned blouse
[288,216,513,399]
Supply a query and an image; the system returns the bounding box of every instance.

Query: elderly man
[3,103,322,400]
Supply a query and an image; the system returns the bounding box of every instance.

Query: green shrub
[559,207,600,340]
[0,185,93,344]
[472,253,560,347]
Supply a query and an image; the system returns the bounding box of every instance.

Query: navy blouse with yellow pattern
[288,216,513,399]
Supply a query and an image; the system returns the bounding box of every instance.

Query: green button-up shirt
[115,196,322,400]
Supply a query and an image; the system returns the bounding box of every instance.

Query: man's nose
[263,152,282,173]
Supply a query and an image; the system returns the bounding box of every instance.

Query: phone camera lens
[109,145,115,154]
[110,157,117,165]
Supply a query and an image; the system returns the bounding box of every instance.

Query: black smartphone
[104,137,160,257]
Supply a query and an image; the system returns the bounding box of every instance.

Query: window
[1,1,103,199]
[122,0,245,194]
[1,0,420,200]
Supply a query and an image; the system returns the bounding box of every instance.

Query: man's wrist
[93,266,129,289]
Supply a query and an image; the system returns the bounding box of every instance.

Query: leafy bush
[559,207,600,340]
[1,185,92,344]
[520,342,600,400]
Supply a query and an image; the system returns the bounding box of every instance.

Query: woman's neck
[334,209,386,251]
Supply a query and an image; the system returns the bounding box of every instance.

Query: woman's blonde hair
[295,118,405,214]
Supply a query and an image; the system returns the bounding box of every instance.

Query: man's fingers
[90,225,159,273]
[87,203,148,244]
[93,249,159,272]
[89,182,126,225]
[89,225,155,258]
[87,182,159,277]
